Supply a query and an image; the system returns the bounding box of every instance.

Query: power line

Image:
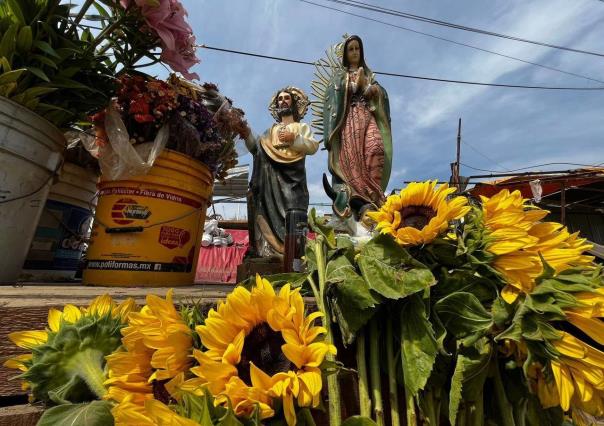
[199,45,604,90]
[461,140,510,172]
[316,0,604,58]
[300,0,604,84]
[461,162,604,174]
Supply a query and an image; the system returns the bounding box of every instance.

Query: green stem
[469,397,483,426]
[314,236,341,426]
[369,319,384,426]
[492,360,515,426]
[67,348,107,399]
[300,408,317,426]
[68,0,95,35]
[400,316,417,426]
[513,399,527,426]
[85,16,126,55]
[424,390,436,426]
[356,330,371,418]
[405,387,416,426]
[386,318,400,426]
[307,275,320,305]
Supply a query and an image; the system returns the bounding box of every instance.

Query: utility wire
[317,0,604,58]
[199,45,604,90]
[460,140,510,172]
[461,162,604,174]
[300,0,604,84]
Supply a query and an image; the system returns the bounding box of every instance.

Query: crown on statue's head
[334,33,350,59]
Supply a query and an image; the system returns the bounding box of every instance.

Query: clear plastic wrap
[79,102,169,180]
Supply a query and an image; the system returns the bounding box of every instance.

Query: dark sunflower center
[152,380,173,404]
[400,205,436,229]
[237,322,292,386]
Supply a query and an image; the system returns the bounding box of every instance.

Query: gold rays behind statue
[310,34,348,140]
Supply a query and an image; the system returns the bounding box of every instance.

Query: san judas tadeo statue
[245,87,319,258]
[311,35,392,227]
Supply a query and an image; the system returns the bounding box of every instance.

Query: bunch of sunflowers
[4,279,335,425]
[302,181,602,426]
[4,181,603,426]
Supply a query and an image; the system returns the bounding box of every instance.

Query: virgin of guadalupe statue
[245,87,319,258]
[312,35,392,222]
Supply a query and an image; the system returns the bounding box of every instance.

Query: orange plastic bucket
[83,149,213,286]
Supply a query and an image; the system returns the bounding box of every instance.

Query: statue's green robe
[323,69,392,196]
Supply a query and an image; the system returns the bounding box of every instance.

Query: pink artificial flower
[131,0,200,80]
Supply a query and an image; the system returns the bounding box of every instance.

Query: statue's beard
[277,105,294,119]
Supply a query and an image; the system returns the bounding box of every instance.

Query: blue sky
[154,0,604,218]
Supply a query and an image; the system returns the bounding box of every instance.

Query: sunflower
[479,189,593,303]
[525,287,604,418]
[367,181,470,246]
[105,289,193,425]
[4,295,136,403]
[550,333,604,416]
[184,275,336,426]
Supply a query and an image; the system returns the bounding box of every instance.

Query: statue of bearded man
[245,87,319,258]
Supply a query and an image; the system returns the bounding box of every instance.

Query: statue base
[236,256,284,283]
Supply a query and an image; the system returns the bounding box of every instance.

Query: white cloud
[403,0,603,129]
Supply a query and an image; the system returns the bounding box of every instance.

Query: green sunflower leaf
[434,292,493,345]
[303,237,317,271]
[521,317,562,342]
[400,294,438,396]
[492,296,515,327]
[308,208,336,249]
[448,339,492,425]
[36,400,114,426]
[326,255,377,344]
[180,391,214,426]
[357,233,436,300]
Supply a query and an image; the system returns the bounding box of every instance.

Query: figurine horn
[322,173,336,201]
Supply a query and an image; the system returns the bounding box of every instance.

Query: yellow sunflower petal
[3,354,32,371]
[8,330,48,349]
[145,399,199,426]
[111,399,154,426]
[61,304,82,323]
[298,369,322,404]
[566,313,604,346]
[88,294,114,317]
[47,308,62,332]
[554,333,588,359]
[113,298,137,320]
[552,360,574,411]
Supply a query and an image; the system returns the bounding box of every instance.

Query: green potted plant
[0,0,200,283]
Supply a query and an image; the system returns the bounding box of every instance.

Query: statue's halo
[268,86,310,122]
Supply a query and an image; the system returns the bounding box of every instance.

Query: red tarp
[194,230,316,284]
[195,229,248,284]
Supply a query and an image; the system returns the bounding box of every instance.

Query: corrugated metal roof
[213,165,249,197]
